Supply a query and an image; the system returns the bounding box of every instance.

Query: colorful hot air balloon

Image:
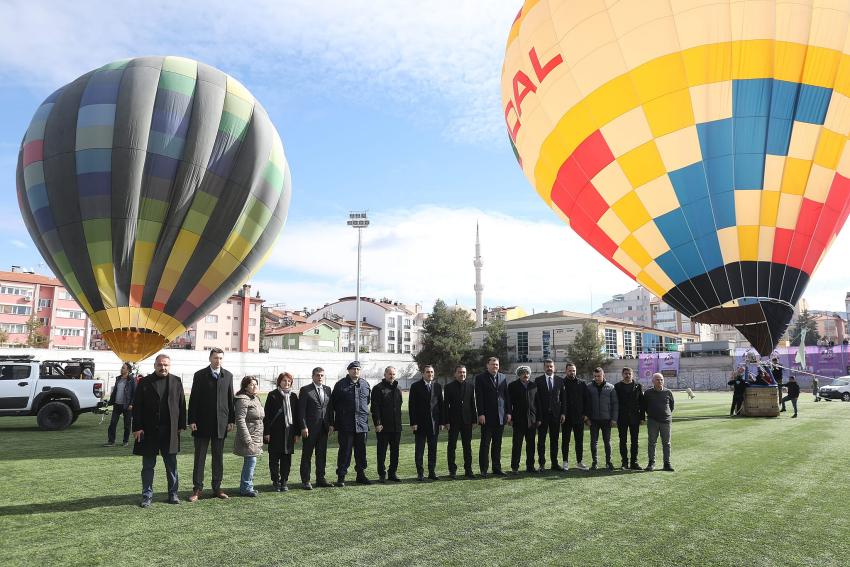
[17,56,291,362]
[502,0,850,354]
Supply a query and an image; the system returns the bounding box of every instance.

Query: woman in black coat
[263,372,300,492]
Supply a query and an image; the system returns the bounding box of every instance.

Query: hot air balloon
[502,0,850,354]
[17,56,291,362]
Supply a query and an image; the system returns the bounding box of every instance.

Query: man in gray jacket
[642,373,675,472]
[585,367,618,471]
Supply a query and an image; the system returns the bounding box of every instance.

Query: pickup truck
[0,355,106,430]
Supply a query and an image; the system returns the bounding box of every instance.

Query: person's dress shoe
[167,494,180,504]
[464,470,475,478]
[590,461,598,470]
[356,475,373,485]
[214,490,229,500]
[335,479,346,487]
[493,470,507,477]
[480,471,488,478]
[551,464,562,472]
[378,475,386,483]
[188,488,201,502]
[663,463,675,472]
[621,462,629,470]
[122,441,129,447]
[792,414,798,418]
[417,474,425,482]
[302,482,313,490]
[448,473,457,480]
[280,483,289,492]
[316,479,333,488]
[388,475,401,482]
[428,472,439,481]
[645,463,656,471]
[239,491,258,497]
[139,497,152,508]
[606,462,615,471]
[630,462,643,470]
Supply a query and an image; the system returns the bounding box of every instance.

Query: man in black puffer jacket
[561,362,590,471]
[614,367,644,470]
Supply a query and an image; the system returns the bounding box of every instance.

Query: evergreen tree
[415,299,475,380]
[566,320,609,379]
[789,310,821,346]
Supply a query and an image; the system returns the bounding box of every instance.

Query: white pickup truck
[0,355,106,430]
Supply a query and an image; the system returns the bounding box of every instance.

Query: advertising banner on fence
[734,346,850,380]
[638,352,680,384]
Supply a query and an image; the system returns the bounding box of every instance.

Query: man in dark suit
[298,366,334,490]
[475,356,510,476]
[534,358,565,471]
[409,364,445,481]
[614,367,644,470]
[331,361,372,486]
[132,354,186,508]
[508,366,539,473]
[371,365,403,482]
[562,362,590,471]
[187,347,235,502]
[443,364,477,479]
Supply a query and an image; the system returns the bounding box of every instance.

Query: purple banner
[638,352,680,385]
[734,346,850,386]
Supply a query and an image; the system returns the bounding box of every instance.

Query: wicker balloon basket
[742,386,780,417]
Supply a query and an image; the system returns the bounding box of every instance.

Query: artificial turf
[0,391,845,566]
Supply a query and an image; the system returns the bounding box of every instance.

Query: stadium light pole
[347,212,369,360]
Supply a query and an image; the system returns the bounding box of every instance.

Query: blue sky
[1,0,848,316]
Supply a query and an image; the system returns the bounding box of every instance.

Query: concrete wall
[0,347,419,394]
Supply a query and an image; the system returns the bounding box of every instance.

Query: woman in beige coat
[234,376,264,496]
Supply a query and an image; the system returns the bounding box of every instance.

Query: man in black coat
[298,366,334,490]
[371,366,403,482]
[132,354,186,508]
[187,347,235,501]
[331,361,372,486]
[534,358,564,471]
[728,367,748,417]
[443,364,477,479]
[409,365,445,481]
[781,375,801,417]
[508,366,540,473]
[614,367,644,470]
[561,362,590,471]
[475,356,511,476]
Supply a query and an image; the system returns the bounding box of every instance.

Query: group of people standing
[122,350,676,508]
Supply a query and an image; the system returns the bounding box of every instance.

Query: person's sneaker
[576,462,589,471]
[280,483,289,492]
[645,463,656,471]
[335,478,346,488]
[590,461,598,470]
[122,441,129,447]
[631,462,643,470]
[302,482,313,490]
[606,461,615,471]
[239,491,258,497]
[562,462,570,471]
[479,471,489,478]
[167,494,180,504]
[511,468,519,475]
[621,461,629,470]
[663,463,675,472]
[188,488,201,502]
[102,442,115,447]
[213,490,229,499]
[388,475,401,482]
[139,497,152,508]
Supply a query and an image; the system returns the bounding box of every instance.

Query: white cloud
[10,239,27,249]
[260,205,636,313]
[0,0,518,144]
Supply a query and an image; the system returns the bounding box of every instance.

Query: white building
[307,297,424,354]
[595,286,698,334]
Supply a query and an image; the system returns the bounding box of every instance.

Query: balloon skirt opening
[102,329,169,363]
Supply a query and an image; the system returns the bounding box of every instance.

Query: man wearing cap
[508,366,540,473]
[475,356,510,477]
[331,361,372,486]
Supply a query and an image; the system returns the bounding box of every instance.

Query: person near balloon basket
[104,362,136,447]
[727,367,748,417]
[233,376,265,497]
[780,375,800,418]
[264,372,300,492]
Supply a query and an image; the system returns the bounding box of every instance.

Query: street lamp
[347,212,370,360]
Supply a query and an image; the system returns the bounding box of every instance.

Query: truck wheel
[842,392,850,402]
[70,414,79,424]
[37,402,74,430]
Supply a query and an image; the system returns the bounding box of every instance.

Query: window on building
[248,333,256,341]
[517,331,529,362]
[388,331,395,340]
[623,330,633,358]
[0,285,33,297]
[38,299,52,309]
[604,328,618,357]
[204,331,218,340]
[57,290,71,300]
[249,318,257,326]
[206,314,218,323]
[388,344,395,353]
[0,304,32,316]
[404,332,410,341]
[404,319,411,329]
[635,332,643,353]
[404,344,410,353]
[233,331,239,336]
[252,303,257,311]
[0,323,27,334]
[56,309,84,319]
[39,317,49,326]
[542,330,551,360]
[387,318,395,328]
[56,328,83,337]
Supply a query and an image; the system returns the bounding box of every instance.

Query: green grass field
[0,391,846,566]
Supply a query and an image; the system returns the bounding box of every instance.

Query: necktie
[317,385,324,404]
[212,370,219,380]
[427,382,432,395]
[548,377,553,391]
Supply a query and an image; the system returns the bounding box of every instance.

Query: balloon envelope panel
[502,0,850,354]
[17,57,291,361]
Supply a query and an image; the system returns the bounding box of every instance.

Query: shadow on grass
[0,493,140,516]
[673,415,736,422]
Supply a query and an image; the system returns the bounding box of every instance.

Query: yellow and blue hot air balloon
[502,0,850,354]
[17,56,291,362]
